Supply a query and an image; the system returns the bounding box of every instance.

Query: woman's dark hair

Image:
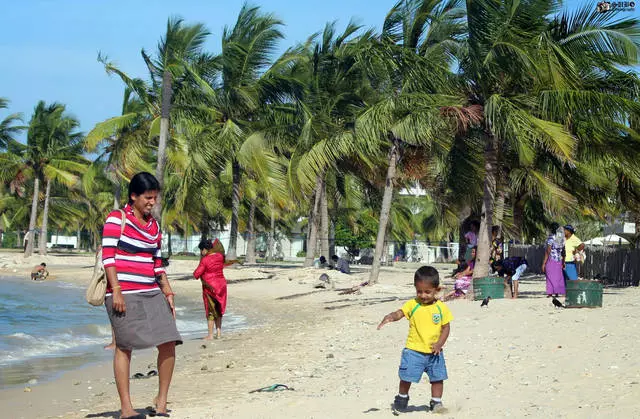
[414,266,440,287]
[198,239,213,250]
[128,172,160,203]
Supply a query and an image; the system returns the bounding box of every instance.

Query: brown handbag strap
[119,209,126,237]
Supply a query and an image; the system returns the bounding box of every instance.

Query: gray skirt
[105,290,182,351]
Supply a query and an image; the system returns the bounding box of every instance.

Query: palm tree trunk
[168,229,173,257]
[267,202,275,262]
[245,200,257,264]
[227,159,241,260]
[37,179,52,256]
[200,207,210,241]
[370,142,399,284]
[472,134,498,288]
[24,177,40,257]
[319,178,329,259]
[634,212,640,249]
[329,220,335,259]
[153,69,173,222]
[304,175,323,267]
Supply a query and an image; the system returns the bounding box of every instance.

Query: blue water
[0,276,246,387]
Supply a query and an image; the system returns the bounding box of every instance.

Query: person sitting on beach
[443,247,475,301]
[194,238,228,340]
[493,256,528,299]
[31,263,49,280]
[377,266,452,413]
[331,254,351,274]
[463,221,479,262]
[314,255,328,269]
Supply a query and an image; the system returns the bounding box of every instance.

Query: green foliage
[335,215,378,255]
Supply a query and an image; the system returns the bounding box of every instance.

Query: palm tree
[0,98,24,150]
[355,0,465,283]
[86,87,154,209]
[19,101,86,256]
[460,0,640,288]
[97,17,209,220]
[184,4,292,260]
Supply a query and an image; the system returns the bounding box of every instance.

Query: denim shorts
[398,348,448,383]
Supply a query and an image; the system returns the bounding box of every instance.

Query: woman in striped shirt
[103,172,181,419]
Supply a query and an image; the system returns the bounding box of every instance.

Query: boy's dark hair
[40,263,46,267]
[331,255,339,261]
[414,266,440,287]
[128,172,160,203]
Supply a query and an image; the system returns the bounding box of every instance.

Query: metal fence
[508,244,640,287]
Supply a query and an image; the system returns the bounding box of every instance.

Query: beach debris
[226,361,236,369]
[326,353,334,359]
[552,297,564,308]
[200,344,207,349]
[249,383,294,393]
[24,387,31,392]
[480,296,491,307]
[27,378,38,385]
[201,365,208,371]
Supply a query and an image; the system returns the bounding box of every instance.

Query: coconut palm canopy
[2,0,639,285]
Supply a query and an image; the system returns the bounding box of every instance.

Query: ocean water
[0,276,246,387]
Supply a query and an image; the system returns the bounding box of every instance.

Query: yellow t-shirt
[401,299,453,353]
[564,234,582,262]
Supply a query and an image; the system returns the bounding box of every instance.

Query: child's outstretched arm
[431,323,450,355]
[377,309,404,330]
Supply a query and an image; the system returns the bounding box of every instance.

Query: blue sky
[0,0,628,138]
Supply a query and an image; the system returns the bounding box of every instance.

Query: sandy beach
[1,251,639,418]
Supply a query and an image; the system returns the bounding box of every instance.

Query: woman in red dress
[194,239,228,339]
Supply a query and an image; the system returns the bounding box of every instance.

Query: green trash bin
[473,277,504,301]
[565,280,603,308]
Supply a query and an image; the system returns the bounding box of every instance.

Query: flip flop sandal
[147,370,158,377]
[146,406,169,417]
[249,384,294,393]
[131,373,146,379]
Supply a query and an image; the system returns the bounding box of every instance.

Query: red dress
[193,252,228,317]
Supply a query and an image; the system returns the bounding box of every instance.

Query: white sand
[1,251,639,418]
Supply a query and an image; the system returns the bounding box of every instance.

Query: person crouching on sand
[31,263,49,280]
[378,266,453,413]
[194,238,228,340]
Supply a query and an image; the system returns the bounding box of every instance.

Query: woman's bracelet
[112,285,121,289]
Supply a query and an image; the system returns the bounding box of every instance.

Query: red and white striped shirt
[102,203,165,294]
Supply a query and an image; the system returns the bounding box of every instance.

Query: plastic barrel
[565,280,603,308]
[473,277,504,300]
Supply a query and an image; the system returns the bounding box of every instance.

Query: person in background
[542,223,565,297]
[463,221,479,263]
[493,256,528,299]
[23,230,31,252]
[30,262,48,280]
[489,226,503,267]
[331,254,351,274]
[314,255,328,268]
[443,247,475,301]
[563,225,584,281]
[194,238,228,340]
[102,172,181,419]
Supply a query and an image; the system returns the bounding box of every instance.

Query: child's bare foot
[104,342,116,350]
